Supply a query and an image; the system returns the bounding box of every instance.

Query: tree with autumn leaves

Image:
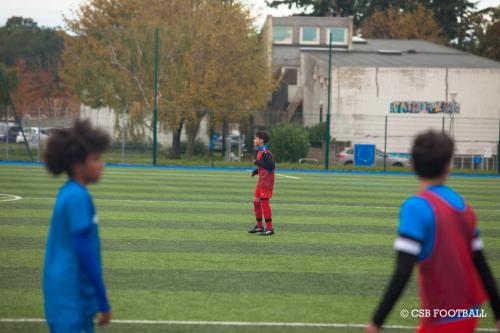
[361,4,445,44]
[0,17,72,116]
[61,0,272,158]
[266,0,499,61]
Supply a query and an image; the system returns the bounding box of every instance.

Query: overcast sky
[0,0,499,29]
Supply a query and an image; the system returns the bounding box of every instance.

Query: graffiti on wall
[390,101,460,114]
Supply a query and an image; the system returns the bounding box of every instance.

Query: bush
[307,123,326,148]
[270,123,310,162]
[174,139,208,156]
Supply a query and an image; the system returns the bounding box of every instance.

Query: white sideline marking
[275,173,300,179]
[25,196,395,210]
[0,318,497,331]
[22,196,500,212]
[0,194,22,202]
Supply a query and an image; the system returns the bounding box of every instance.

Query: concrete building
[263,15,500,156]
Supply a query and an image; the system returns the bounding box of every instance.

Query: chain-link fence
[297,113,500,172]
[0,106,157,165]
[1,106,499,173]
[256,110,500,172]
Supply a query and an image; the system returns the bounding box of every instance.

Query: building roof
[301,39,500,68]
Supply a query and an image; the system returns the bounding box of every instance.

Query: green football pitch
[1,164,499,333]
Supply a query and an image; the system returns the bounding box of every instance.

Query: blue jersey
[43,180,102,326]
[395,185,481,261]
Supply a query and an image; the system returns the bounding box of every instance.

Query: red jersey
[417,190,488,326]
[255,149,275,199]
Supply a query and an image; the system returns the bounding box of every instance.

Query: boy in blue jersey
[366,131,500,333]
[43,120,112,333]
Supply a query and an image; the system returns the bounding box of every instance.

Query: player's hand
[97,311,112,326]
[365,323,380,333]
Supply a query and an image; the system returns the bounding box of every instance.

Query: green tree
[265,0,476,45]
[0,63,16,106]
[427,0,476,48]
[270,123,310,162]
[62,0,271,158]
[180,1,271,156]
[466,6,500,61]
[0,17,64,69]
[265,0,356,17]
[62,0,191,156]
[307,123,326,148]
[361,4,444,43]
[0,17,71,114]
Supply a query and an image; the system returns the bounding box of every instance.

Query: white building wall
[302,61,500,155]
[80,105,210,147]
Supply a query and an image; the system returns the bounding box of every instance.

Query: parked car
[0,123,8,141]
[2,125,22,143]
[337,147,410,167]
[16,127,49,144]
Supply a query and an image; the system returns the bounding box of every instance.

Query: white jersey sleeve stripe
[394,237,422,255]
[472,238,484,251]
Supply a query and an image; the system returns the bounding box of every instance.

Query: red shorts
[416,318,477,333]
[254,186,273,199]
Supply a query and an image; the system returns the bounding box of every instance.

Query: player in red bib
[248,130,275,236]
[366,131,500,333]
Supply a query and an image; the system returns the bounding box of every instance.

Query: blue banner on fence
[354,144,376,166]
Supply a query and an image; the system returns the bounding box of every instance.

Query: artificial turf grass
[1,164,499,332]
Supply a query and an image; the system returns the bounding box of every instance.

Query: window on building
[273,26,293,44]
[300,27,319,44]
[327,28,348,45]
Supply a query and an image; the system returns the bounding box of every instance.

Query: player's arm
[67,193,111,324]
[472,235,500,323]
[368,198,429,331]
[255,152,275,170]
[371,247,418,328]
[73,231,111,314]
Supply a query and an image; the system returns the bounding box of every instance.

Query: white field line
[0,194,22,202]
[17,196,500,212]
[275,173,301,179]
[22,196,397,210]
[0,318,497,331]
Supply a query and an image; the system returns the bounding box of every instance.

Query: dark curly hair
[411,130,454,179]
[44,119,111,176]
[255,130,270,144]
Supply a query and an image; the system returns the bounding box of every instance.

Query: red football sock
[261,199,272,229]
[253,200,263,227]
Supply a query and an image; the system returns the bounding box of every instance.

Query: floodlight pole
[324,31,333,170]
[152,27,159,166]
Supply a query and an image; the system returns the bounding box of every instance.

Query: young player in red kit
[248,130,275,236]
[366,131,500,333]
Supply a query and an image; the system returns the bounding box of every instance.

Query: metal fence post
[121,113,126,163]
[152,27,159,166]
[324,31,333,170]
[498,118,500,175]
[5,106,9,160]
[384,115,388,172]
[37,107,41,162]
